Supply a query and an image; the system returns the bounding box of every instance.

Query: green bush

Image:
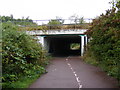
[85,1,120,81]
[2,22,48,84]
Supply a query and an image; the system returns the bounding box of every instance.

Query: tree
[69,14,79,24]
[48,19,62,25]
[47,18,63,29]
[79,17,85,24]
[56,16,64,24]
[10,14,13,20]
[69,14,85,24]
[86,1,120,81]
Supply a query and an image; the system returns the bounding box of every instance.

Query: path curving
[29,56,118,88]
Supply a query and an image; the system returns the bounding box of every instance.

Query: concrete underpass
[27,29,88,56]
[28,30,118,88]
[41,34,87,56]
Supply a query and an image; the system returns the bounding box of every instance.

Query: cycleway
[29,56,118,88]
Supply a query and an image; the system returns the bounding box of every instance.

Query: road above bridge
[29,56,118,88]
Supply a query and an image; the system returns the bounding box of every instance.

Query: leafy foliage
[2,22,48,87]
[0,15,37,26]
[85,1,120,81]
[47,19,63,29]
[1,15,90,31]
[70,43,80,50]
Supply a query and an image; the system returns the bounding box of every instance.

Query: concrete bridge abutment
[26,29,88,56]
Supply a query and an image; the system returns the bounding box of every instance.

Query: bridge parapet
[26,29,87,35]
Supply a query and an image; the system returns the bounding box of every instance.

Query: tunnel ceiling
[45,34,81,43]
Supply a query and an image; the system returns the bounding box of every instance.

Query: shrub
[85,1,120,82]
[2,22,48,83]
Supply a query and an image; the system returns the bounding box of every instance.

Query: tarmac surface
[29,56,118,88]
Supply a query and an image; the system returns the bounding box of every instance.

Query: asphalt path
[29,56,118,88]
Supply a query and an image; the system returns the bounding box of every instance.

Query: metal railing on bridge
[2,18,93,31]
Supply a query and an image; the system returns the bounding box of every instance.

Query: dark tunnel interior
[44,35,81,56]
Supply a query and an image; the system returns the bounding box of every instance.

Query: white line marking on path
[66,56,83,89]
[74,73,77,77]
[70,67,73,70]
[73,71,76,74]
[67,63,70,66]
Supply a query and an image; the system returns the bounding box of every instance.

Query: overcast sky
[1,0,112,20]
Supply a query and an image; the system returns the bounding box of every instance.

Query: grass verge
[2,71,44,88]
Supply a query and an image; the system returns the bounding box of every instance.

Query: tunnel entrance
[43,35,82,56]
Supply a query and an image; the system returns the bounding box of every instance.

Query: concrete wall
[27,29,88,56]
[26,29,87,35]
[36,35,87,56]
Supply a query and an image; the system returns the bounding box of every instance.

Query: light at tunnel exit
[44,35,81,56]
